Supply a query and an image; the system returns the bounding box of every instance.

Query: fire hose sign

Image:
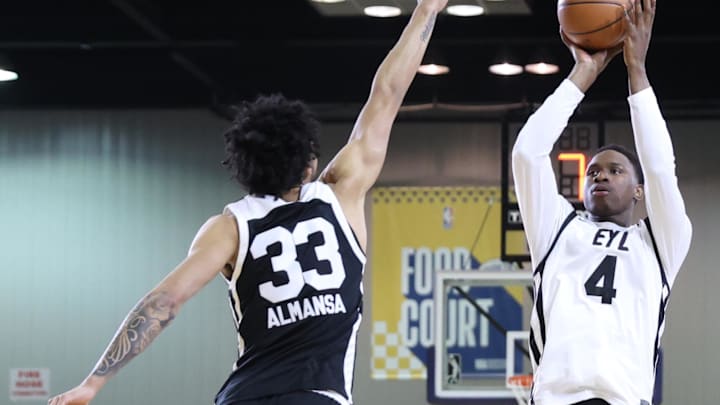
[10,368,50,401]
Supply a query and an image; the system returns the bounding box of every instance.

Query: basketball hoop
[507,374,533,405]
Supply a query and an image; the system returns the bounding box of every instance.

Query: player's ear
[633,183,644,202]
[301,165,313,183]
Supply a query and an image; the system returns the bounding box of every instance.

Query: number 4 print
[584,255,617,304]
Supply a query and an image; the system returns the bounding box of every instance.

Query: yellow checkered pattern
[371,321,426,379]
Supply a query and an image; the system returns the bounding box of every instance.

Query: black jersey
[215,182,365,405]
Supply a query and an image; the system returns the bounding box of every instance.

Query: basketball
[557,0,633,51]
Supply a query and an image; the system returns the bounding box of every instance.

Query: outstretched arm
[320,0,447,248]
[624,0,692,284]
[48,214,238,405]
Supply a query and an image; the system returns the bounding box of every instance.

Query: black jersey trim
[644,218,668,287]
[529,210,576,367]
[645,218,670,370]
[533,210,577,277]
[529,329,541,367]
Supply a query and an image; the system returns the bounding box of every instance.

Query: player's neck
[280,186,302,202]
[588,211,634,227]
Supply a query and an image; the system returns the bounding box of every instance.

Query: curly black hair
[221,94,321,197]
[594,143,644,185]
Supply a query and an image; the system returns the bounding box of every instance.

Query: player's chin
[586,199,614,218]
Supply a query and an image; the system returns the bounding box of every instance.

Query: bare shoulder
[198,212,238,234]
[190,212,239,252]
[319,178,368,250]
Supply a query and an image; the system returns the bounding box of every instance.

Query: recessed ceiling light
[364,6,402,18]
[524,62,559,75]
[446,5,485,16]
[488,62,523,76]
[0,68,18,82]
[418,64,450,75]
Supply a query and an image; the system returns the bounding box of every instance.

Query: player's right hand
[48,384,97,405]
[561,28,622,74]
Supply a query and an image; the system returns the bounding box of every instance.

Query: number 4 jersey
[529,209,668,404]
[513,80,692,405]
[215,181,365,405]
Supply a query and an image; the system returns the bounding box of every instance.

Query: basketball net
[507,374,533,405]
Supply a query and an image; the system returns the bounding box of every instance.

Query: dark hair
[221,94,320,196]
[594,144,644,184]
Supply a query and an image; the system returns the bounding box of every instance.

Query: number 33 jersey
[530,211,668,405]
[215,181,365,405]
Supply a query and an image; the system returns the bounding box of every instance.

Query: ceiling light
[524,62,559,75]
[364,6,402,17]
[0,69,18,82]
[418,63,450,75]
[446,5,485,16]
[488,62,523,76]
[524,47,559,75]
[488,49,523,76]
[0,54,18,82]
[419,47,450,75]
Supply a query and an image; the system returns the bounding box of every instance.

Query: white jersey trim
[223,203,250,361]
[311,390,348,405]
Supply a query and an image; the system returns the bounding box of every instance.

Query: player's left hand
[48,384,97,405]
[623,0,655,68]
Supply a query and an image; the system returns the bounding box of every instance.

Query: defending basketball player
[512,0,691,404]
[48,1,448,404]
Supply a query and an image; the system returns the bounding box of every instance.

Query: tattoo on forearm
[420,13,437,42]
[93,291,176,377]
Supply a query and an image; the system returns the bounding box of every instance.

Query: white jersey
[512,80,692,405]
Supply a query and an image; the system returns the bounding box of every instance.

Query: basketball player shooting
[48,1,448,404]
[511,0,692,404]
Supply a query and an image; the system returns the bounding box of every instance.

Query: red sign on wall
[10,368,50,401]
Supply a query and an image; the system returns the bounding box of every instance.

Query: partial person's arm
[624,0,691,284]
[48,214,239,405]
[320,0,447,249]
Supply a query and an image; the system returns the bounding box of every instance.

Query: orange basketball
[557,0,633,51]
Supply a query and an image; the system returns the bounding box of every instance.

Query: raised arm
[319,0,446,246]
[48,214,238,405]
[512,31,622,262]
[511,81,580,262]
[624,0,692,284]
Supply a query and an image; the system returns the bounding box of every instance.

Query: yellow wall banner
[370,186,526,380]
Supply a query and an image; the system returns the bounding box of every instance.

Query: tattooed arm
[91,290,177,379]
[320,0,447,249]
[48,213,239,405]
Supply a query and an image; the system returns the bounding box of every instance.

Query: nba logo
[443,206,453,229]
[447,353,461,384]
